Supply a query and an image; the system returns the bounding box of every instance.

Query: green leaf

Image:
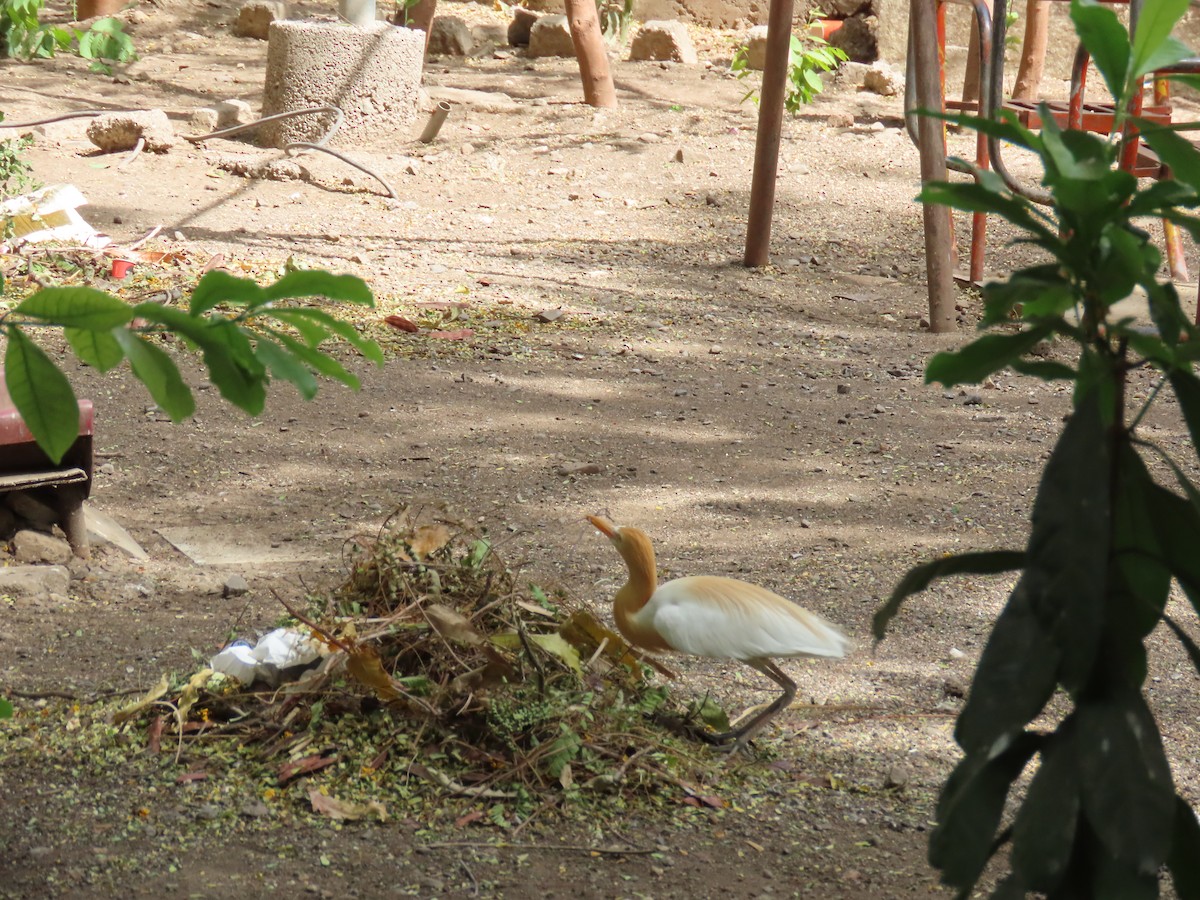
[188,270,267,315]
[1168,370,1200,464]
[1130,0,1191,79]
[1110,446,1171,639]
[1144,481,1200,620]
[872,550,1025,642]
[64,326,125,373]
[1167,794,1200,898]
[954,577,1061,753]
[1022,390,1111,694]
[14,286,134,330]
[1135,126,1200,195]
[3,326,80,464]
[261,270,374,306]
[268,308,384,365]
[1075,693,1175,875]
[201,322,268,415]
[982,266,1078,324]
[0,698,11,718]
[925,325,1054,387]
[1010,359,1077,381]
[266,330,361,391]
[1070,0,1132,103]
[931,731,1042,889]
[253,336,319,400]
[112,329,195,421]
[1010,727,1081,892]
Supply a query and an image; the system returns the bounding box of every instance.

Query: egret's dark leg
[700,658,796,752]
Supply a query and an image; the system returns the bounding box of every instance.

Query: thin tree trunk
[1012,0,1049,100]
[563,0,617,108]
[396,0,437,55]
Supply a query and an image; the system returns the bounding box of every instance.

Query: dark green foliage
[875,0,1200,894]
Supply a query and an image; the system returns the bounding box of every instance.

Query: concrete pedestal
[261,20,424,148]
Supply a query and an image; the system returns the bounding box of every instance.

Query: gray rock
[507,6,539,46]
[427,16,473,56]
[472,22,507,45]
[883,763,911,789]
[223,574,250,598]
[189,107,220,135]
[216,98,255,129]
[862,61,902,96]
[0,564,70,599]
[12,529,72,565]
[6,491,58,531]
[232,0,286,40]
[86,110,176,153]
[528,14,575,58]
[629,20,697,64]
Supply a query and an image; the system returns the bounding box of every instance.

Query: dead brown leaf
[308,788,388,822]
[410,523,451,558]
[384,314,420,332]
[278,754,337,785]
[428,328,474,340]
[426,603,486,647]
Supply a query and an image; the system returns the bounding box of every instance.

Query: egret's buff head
[587,515,657,585]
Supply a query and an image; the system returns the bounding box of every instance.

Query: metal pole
[743,0,795,267]
[911,0,957,332]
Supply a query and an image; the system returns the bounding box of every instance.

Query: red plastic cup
[111,258,135,279]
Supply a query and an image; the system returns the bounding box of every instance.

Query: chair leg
[1164,218,1189,282]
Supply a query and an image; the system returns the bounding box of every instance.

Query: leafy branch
[875,0,1200,894]
[2,269,382,463]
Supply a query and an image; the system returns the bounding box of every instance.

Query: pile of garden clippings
[115,506,734,823]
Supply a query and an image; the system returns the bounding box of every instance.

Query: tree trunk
[396,0,437,55]
[1012,0,1050,101]
[563,0,617,108]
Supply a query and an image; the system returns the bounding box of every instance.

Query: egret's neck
[614,528,658,613]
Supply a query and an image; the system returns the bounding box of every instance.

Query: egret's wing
[643,576,852,661]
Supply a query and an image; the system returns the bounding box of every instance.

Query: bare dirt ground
[3,1,1200,896]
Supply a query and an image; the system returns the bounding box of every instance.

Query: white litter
[209,627,323,685]
[0,184,111,252]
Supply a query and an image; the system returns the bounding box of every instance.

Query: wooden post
[1013,0,1050,100]
[743,0,795,267]
[564,0,617,108]
[396,0,438,55]
[912,0,957,332]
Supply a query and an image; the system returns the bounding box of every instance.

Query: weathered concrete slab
[157,526,327,566]
[84,504,149,561]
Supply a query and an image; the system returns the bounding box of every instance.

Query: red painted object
[0,373,94,555]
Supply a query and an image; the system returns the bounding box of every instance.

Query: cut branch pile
[120,506,728,823]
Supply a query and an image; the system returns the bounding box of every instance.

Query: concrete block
[233,0,287,39]
[740,24,768,70]
[261,20,424,148]
[83,504,149,561]
[0,564,69,600]
[11,529,72,565]
[629,20,697,63]
[528,14,575,58]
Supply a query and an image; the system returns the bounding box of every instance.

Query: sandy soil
[2,1,1200,896]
